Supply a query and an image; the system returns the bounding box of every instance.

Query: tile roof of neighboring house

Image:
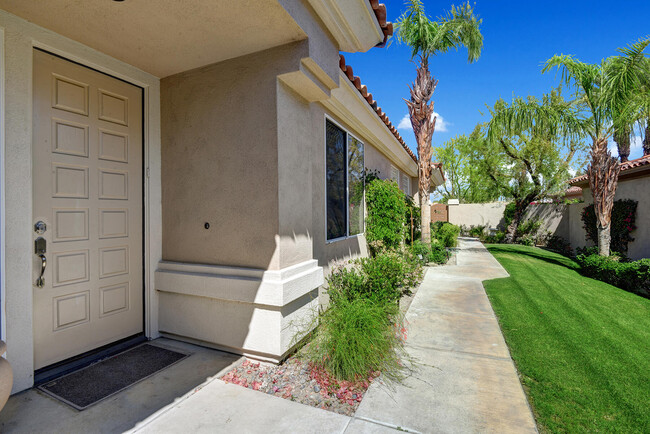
[339,54,417,163]
[368,0,394,47]
[565,186,583,197]
[568,155,650,185]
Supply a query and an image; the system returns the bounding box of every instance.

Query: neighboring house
[0,1,444,393]
[564,155,650,260]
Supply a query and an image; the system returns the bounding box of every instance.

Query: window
[326,119,364,241]
[390,165,399,182]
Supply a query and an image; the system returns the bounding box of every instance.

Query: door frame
[0,9,162,393]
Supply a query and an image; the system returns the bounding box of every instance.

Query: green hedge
[575,250,650,298]
[365,179,407,251]
[432,222,460,248]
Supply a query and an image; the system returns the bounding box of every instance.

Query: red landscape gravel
[219,356,378,416]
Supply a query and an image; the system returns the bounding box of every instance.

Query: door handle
[36,254,47,288]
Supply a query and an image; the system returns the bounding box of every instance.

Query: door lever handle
[36,254,47,288]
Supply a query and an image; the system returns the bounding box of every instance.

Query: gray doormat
[38,343,189,410]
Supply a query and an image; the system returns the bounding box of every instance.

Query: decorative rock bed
[220,356,378,416]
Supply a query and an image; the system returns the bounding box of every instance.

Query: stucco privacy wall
[0,10,162,393]
[582,176,650,260]
[448,202,508,229]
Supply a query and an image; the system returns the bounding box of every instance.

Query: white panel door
[32,50,143,369]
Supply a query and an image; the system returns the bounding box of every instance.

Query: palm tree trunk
[420,192,431,243]
[613,126,631,162]
[643,122,650,156]
[587,137,621,256]
[597,223,612,256]
[405,57,438,243]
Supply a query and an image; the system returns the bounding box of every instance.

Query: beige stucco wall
[448,202,508,229]
[161,42,315,271]
[582,176,650,260]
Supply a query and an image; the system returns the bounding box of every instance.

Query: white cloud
[396,112,449,132]
[432,112,448,132]
[397,114,411,130]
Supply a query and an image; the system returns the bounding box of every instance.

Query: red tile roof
[339,54,417,163]
[368,1,393,47]
[568,155,650,185]
[565,186,583,196]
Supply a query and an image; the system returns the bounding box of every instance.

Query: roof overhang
[306,0,385,52]
[430,163,445,188]
[0,0,307,78]
[322,71,418,177]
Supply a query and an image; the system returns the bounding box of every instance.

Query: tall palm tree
[543,37,649,256]
[604,38,650,162]
[395,0,483,243]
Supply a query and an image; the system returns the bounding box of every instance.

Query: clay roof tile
[338,54,418,163]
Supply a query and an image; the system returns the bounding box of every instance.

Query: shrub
[327,250,423,305]
[359,251,422,304]
[516,219,542,238]
[483,230,506,244]
[575,252,650,298]
[410,240,449,265]
[468,225,487,238]
[304,297,406,381]
[546,235,573,256]
[365,179,407,253]
[503,202,516,226]
[429,241,449,264]
[434,222,461,248]
[518,234,535,246]
[581,199,637,254]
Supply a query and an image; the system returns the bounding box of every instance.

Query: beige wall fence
[446,182,648,261]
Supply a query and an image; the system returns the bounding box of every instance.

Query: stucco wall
[582,176,650,260]
[448,202,508,229]
[161,42,312,270]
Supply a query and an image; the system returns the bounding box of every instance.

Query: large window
[326,119,364,241]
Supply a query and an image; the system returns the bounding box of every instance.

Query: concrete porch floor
[0,338,242,433]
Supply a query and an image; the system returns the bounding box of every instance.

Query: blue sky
[343,0,650,161]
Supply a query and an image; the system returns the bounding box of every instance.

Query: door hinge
[146,167,150,178]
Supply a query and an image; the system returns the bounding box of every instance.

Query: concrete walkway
[353,238,538,433]
[128,238,538,433]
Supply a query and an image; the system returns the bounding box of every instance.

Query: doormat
[38,343,189,410]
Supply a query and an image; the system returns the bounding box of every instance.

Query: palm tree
[543,37,649,256]
[395,0,483,243]
[604,38,650,162]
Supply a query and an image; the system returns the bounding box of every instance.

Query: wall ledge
[156,259,324,307]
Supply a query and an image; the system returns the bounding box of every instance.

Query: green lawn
[484,244,650,433]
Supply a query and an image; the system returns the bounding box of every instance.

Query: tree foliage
[365,179,407,252]
[471,90,587,242]
[432,132,501,203]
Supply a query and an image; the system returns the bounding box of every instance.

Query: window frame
[324,116,365,243]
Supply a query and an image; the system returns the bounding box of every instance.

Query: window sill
[326,233,364,245]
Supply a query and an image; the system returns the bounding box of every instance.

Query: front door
[32,49,143,370]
